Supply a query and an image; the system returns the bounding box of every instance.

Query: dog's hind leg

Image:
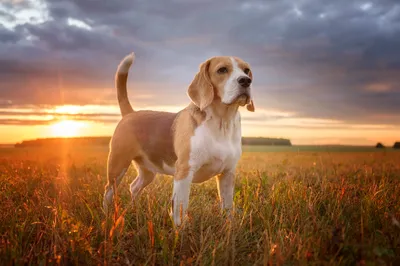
[129,162,155,201]
[103,145,135,214]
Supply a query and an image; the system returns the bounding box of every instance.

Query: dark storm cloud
[0,25,23,43]
[1,0,400,125]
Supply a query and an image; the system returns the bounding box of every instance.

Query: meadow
[0,145,399,265]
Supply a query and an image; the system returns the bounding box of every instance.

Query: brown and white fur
[103,52,255,226]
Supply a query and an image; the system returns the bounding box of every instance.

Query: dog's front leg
[216,170,235,212]
[171,168,194,227]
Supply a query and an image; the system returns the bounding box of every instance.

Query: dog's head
[187,56,255,112]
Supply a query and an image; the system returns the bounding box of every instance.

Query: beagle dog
[103,52,255,226]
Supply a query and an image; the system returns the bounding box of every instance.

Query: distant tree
[375,142,385,148]
[15,137,112,148]
[393,142,400,149]
[241,137,292,146]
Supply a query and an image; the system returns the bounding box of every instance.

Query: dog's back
[112,110,178,173]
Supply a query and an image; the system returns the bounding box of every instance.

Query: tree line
[15,136,293,147]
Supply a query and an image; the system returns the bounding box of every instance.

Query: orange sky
[1,104,399,146]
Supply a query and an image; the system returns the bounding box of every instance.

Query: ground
[0,145,399,265]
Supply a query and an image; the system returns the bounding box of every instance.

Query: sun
[50,120,85,138]
[54,105,81,114]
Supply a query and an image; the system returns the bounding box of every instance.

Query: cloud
[0,0,399,126]
[0,25,22,43]
[1,104,399,133]
[0,119,49,125]
[0,110,120,117]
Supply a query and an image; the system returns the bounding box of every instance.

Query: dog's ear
[188,59,214,111]
[246,69,255,112]
[246,100,255,112]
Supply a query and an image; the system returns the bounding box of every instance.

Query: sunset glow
[50,120,86,138]
[54,105,83,114]
[0,103,399,145]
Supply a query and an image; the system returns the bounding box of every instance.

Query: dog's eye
[244,68,250,75]
[217,67,228,74]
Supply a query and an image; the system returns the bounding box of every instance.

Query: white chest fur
[189,111,242,183]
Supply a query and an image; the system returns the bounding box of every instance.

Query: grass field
[0,145,399,265]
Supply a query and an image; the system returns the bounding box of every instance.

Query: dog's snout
[237,76,252,88]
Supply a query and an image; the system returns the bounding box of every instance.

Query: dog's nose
[237,76,252,88]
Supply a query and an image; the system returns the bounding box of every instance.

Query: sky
[0,0,400,145]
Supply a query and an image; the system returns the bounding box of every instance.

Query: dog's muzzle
[235,91,251,106]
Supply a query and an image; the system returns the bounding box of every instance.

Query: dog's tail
[115,52,135,117]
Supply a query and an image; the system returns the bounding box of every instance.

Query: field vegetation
[1,145,399,265]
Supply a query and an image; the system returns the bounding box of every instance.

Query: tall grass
[0,148,399,265]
